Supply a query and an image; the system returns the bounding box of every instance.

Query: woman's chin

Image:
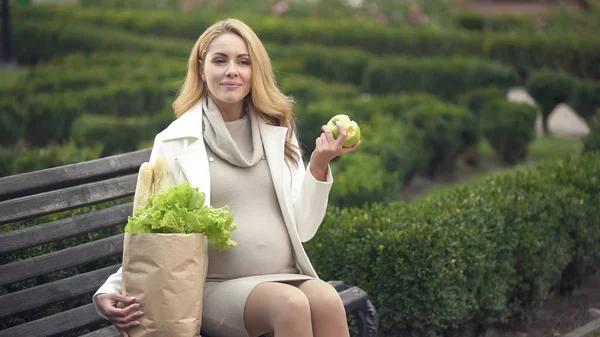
[214,93,248,105]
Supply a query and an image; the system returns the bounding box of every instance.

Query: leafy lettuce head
[125,182,237,251]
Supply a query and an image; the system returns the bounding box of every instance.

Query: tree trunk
[1,0,11,64]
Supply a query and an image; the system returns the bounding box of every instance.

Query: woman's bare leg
[244,282,313,337]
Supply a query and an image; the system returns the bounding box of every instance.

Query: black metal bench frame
[0,149,379,337]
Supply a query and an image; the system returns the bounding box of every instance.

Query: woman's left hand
[309,121,361,181]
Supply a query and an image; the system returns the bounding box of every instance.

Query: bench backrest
[0,149,151,337]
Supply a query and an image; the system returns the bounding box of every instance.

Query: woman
[93,18,360,337]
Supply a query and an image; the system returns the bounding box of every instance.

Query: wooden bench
[0,149,379,337]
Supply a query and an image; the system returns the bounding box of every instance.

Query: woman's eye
[240,60,250,65]
[214,59,225,64]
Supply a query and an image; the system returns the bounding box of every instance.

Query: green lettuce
[125,182,237,251]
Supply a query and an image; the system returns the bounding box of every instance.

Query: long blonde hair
[173,18,301,166]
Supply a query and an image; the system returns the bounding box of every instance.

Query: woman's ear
[198,60,205,82]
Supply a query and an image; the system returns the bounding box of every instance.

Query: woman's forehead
[207,33,248,56]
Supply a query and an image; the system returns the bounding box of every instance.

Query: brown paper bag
[122,232,208,337]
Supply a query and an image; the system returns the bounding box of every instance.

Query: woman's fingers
[341,140,361,153]
[321,125,336,143]
[334,122,348,148]
[105,302,139,318]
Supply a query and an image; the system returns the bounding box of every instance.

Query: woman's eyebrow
[211,52,250,58]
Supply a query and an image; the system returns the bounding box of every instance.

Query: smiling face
[202,32,252,111]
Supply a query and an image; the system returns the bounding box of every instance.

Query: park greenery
[1,1,600,336]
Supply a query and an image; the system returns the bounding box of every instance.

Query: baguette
[153,156,171,195]
[132,162,154,213]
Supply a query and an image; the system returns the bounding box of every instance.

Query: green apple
[326,114,361,148]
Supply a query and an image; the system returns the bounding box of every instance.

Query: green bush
[15,4,600,80]
[484,32,600,81]
[535,151,600,293]
[583,111,600,154]
[0,99,28,147]
[23,92,82,146]
[460,86,507,117]
[481,100,538,164]
[14,80,177,147]
[569,79,600,122]
[328,114,429,208]
[362,57,518,101]
[306,152,600,336]
[10,20,191,64]
[456,12,534,31]
[525,69,574,135]
[301,94,474,179]
[278,74,360,106]
[458,87,507,165]
[70,114,159,156]
[10,52,185,97]
[299,45,372,86]
[0,142,104,177]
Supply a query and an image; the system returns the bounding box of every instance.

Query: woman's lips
[223,83,241,89]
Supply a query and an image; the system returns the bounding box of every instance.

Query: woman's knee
[271,285,311,326]
[244,282,312,335]
[299,280,346,316]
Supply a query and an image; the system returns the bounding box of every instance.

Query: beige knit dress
[199,109,313,337]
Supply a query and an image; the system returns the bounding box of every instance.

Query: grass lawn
[410,136,584,203]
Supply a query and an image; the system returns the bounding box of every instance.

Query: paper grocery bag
[122,232,208,337]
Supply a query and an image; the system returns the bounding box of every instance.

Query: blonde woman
[93,18,360,337]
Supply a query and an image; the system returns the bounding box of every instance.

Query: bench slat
[0,148,150,201]
[339,286,369,314]
[0,303,104,337]
[79,326,120,337]
[0,265,120,318]
[0,175,136,226]
[0,234,123,287]
[0,203,132,255]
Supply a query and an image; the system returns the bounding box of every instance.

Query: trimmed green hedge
[526,69,600,133]
[583,111,600,154]
[459,87,538,164]
[13,4,600,80]
[0,142,103,177]
[455,11,535,32]
[481,100,538,164]
[0,99,27,147]
[277,74,360,105]
[362,56,518,101]
[306,151,600,337]
[70,114,161,156]
[2,79,178,146]
[300,94,474,184]
[328,114,428,208]
[10,52,186,96]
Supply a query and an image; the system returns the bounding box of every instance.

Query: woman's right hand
[96,293,144,337]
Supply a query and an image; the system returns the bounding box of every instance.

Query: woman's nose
[226,62,239,77]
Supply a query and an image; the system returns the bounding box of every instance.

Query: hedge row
[13,4,600,80]
[299,92,538,207]
[8,53,186,97]
[7,20,520,104]
[455,10,600,35]
[526,69,600,133]
[1,79,178,147]
[362,56,517,101]
[460,87,538,165]
[0,142,103,177]
[306,151,600,336]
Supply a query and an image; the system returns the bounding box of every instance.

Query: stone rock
[589,308,600,318]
